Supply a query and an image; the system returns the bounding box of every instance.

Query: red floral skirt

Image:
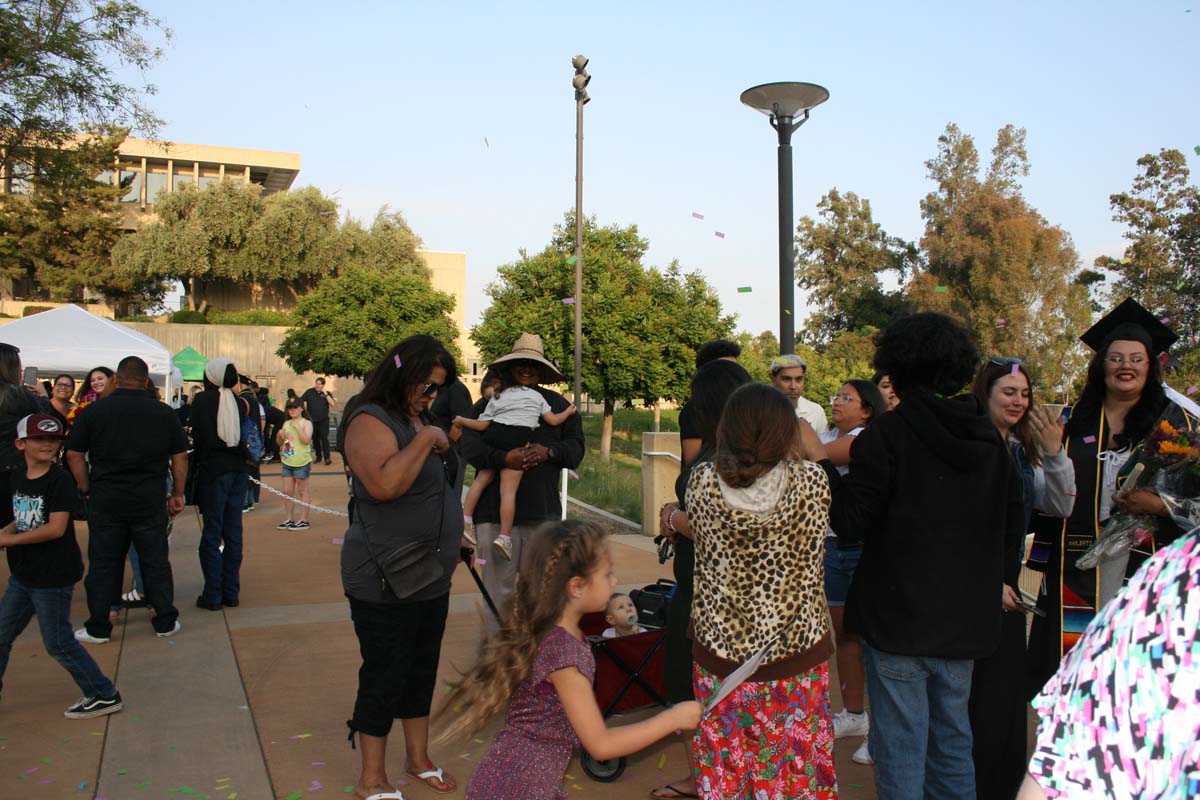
[692,662,838,800]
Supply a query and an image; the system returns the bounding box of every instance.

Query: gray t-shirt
[340,404,463,604]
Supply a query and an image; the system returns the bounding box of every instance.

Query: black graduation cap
[1080,297,1179,354]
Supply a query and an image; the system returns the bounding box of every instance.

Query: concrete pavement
[1,466,883,799]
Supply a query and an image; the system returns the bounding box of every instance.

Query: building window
[145,171,167,204]
[174,170,194,189]
[95,169,115,186]
[8,161,32,194]
[197,175,218,190]
[119,169,142,203]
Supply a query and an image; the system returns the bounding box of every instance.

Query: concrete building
[2,135,482,397]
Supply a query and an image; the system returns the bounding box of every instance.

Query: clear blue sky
[139,0,1199,336]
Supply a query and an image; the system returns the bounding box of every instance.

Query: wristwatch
[546,446,558,463]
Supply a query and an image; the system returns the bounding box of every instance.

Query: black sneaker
[196,596,223,611]
[292,520,310,530]
[276,520,294,530]
[64,692,123,719]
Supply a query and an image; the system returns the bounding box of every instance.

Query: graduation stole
[1055,409,1105,656]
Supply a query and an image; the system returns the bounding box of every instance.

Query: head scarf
[204,358,241,448]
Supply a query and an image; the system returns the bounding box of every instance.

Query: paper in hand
[702,633,779,717]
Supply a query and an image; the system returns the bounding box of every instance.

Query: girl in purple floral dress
[439,520,701,800]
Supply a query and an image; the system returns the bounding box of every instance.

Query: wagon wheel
[581,751,626,782]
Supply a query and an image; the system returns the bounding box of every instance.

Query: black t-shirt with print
[5,464,83,588]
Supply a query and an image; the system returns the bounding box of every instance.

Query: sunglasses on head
[989,356,1023,366]
[420,382,441,397]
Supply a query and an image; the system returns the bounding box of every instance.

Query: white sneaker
[155,621,182,638]
[74,628,110,644]
[832,709,869,738]
[852,736,873,766]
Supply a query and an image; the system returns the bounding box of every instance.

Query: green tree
[0,1,168,183]
[473,214,732,460]
[1099,149,1200,340]
[789,329,879,419]
[734,330,780,384]
[794,188,916,343]
[112,181,343,312]
[914,123,1092,388]
[0,127,166,314]
[276,265,459,378]
[340,208,428,276]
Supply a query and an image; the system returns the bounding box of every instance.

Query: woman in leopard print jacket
[687,383,837,800]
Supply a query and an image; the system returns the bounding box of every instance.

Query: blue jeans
[84,508,178,637]
[198,470,248,605]
[863,643,976,800]
[0,577,116,699]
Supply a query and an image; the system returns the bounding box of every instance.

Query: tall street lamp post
[740,82,829,355]
[571,55,590,409]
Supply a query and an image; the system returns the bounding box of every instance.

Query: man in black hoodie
[825,313,1024,800]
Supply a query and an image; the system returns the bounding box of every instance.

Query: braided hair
[435,519,609,743]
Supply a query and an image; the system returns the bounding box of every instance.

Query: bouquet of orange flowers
[1077,400,1200,570]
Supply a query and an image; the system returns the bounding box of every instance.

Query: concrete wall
[640,432,682,537]
[121,322,362,402]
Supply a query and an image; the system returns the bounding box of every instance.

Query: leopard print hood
[688,459,832,666]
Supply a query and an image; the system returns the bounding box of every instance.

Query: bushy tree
[112,182,344,312]
[473,214,732,460]
[277,265,458,378]
[0,127,166,314]
[1099,149,1200,341]
[795,188,916,344]
[913,123,1092,391]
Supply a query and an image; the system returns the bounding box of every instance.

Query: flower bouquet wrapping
[1077,397,1200,570]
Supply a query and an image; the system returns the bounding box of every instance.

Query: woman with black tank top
[339,335,463,799]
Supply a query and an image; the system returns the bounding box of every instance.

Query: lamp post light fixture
[740,81,829,356]
[570,55,590,408]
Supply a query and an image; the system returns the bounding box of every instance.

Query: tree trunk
[186,277,197,311]
[653,403,661,432]
[600,398,614,461]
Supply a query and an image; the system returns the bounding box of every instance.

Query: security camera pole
[571,54,590,408]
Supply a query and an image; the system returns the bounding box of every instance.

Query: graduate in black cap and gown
[1025,298,1189,698]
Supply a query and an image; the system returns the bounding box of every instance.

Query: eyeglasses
[830,394,859,405]
[1104,355,1148,367]
[989,356,1023,366]
[53,382,73,389]
[421,382,441,397]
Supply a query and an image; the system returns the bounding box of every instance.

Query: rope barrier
[247,476,350,517]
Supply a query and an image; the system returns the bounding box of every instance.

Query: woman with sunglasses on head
[276,400,314,530]
[1025,299,1184,701]
[340,334,463,798]
[820,379,886,768]
[968,358,1076,800]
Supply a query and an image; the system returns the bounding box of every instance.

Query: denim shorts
[824,536,863,607]
[281,463,312,479]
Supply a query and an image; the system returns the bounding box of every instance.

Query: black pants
[663,537,695,703]
[347,593,449,738]
[968,610,1028,800]
[84,507,178,637]
[312,418,331,462]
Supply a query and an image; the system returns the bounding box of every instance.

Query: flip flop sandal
[650,784,699,799]
[405,767,455,794]
[362,791,405,800]
[122,589,146,606]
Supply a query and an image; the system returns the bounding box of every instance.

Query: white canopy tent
[0,305,182,401]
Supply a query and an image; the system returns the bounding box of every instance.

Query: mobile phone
[1041,403,1071,424]
[1016,600,1046,618]
[22,366,37,386]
